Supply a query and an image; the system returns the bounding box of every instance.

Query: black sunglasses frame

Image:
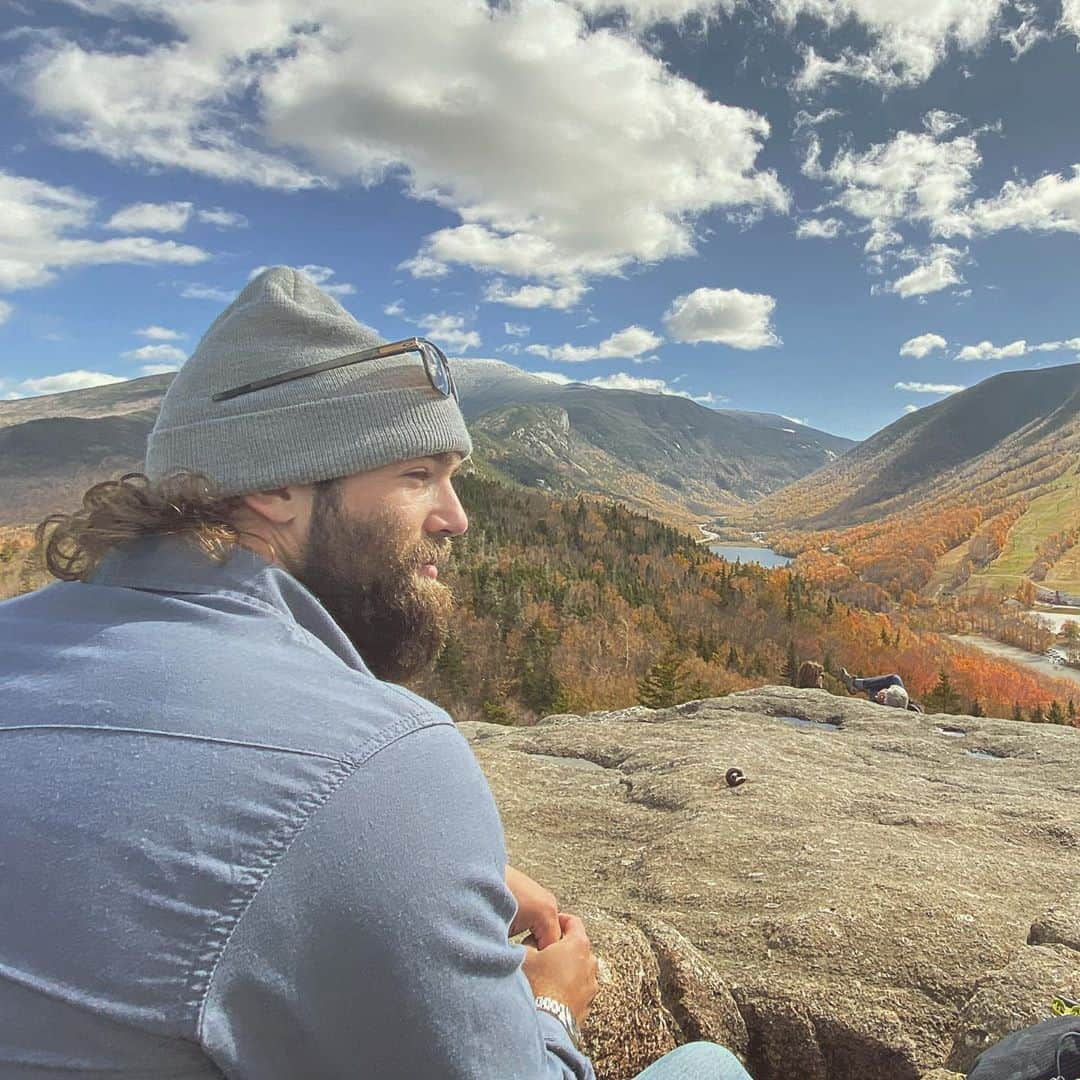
[211,337,457,403]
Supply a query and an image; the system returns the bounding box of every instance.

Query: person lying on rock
[0,267,753,1080]
[840,668,924,712]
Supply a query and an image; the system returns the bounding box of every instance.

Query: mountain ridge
[740,362,1080,603]
[0,360,854,527]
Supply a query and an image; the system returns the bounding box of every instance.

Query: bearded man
[0,268,752,1080]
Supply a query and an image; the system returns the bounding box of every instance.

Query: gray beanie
[146,266,472,495]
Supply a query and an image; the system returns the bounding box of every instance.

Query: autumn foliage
[408,477,1079,725]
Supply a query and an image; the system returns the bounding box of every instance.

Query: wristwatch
[534,995,583,1048]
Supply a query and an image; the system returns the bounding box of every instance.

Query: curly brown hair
[796,660,824,688]
[35,472,253,582]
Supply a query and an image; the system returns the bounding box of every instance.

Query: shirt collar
[91,535,372,675]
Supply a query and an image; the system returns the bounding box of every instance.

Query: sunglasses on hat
[211,336,457,404]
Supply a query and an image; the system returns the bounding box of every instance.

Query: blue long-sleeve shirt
[0,536,595,1079]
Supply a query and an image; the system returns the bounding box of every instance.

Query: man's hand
[506,865,561,949]
[521,913,599,1025]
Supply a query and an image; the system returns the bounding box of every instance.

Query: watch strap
[534,994,583,1047]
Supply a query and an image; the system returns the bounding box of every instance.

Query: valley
[5,361,1080,726]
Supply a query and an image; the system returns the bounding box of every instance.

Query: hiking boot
[839,667,856,692]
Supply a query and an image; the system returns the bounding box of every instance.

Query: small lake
[709,544,792,569]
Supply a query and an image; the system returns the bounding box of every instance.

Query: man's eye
[405,470,431,481]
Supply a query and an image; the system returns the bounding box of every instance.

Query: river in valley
[708,544,793,569]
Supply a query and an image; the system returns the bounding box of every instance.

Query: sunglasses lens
[422,343,454,398]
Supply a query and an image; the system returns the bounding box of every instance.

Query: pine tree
[1011,701,1024,723]
[969,698,984,717]
[519,621,566,715]
[780,640,799,686]
[826,595,835,617]
[637,648,684,709]
[925,669,961,714]
[1030,703,1045,723]
[1069,698,1077,722]
[1047,699,1066,725]
[726,644,741,672]
[434,631,470,702]
[880,626,890,647]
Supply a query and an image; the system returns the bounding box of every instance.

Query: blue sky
[1,0,1079,439]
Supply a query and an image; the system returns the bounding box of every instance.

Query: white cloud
[1034,337,1080,352]
[19,370,127,395]
[663,287,780,349]
[0,300,12,325]
[864,227,903,254]
[805,129,980,240]
[180,283,235,302]
[782,0,1009,90]
[899,332,947,358]
[526,324,662,363]
[792,108,843,132]
[139,363,181,375]
[418,313,481,353]
[894,381,965,394]
[923,110,964,138]
[196,207,248,228]
[122,343,188,363]
[888,246,964,298]
[954,336,1080,361]
[1000,8,1048,57]
[504,322,530,337]
[20,0,786,295]
[1064,0,1080,37]
[106,201,193,233]
[963,166,1080,237]
[0,171,209,292]
[795,217,842,239]
[135,325,184,340]
[903,403,920,413]
[383,299,405,317]
[250,263,355,297]
[569,0,727,24]
[954,339,1027,361]
[533,367,719,404]
[809,117,1080,251]
[484,280,589,311]
[21,24,321,191]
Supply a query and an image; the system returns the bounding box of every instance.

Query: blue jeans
[853,673,903,699]
[634,1042,753,1079]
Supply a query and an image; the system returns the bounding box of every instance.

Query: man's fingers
[530,910,562,950]
[558,912,588,942]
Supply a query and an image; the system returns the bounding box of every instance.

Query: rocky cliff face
[462,687,1080,1079]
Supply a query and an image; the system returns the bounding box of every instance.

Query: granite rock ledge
[460,686,1080,1080]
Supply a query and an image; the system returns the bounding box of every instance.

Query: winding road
[950,633,1080,688]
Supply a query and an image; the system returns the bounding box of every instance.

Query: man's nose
[428,481,468,537]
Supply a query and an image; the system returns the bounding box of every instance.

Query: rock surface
[462,687,1080,1079]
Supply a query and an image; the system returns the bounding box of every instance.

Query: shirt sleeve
[198,720,596,1080]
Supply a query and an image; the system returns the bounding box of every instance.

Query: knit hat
[145,266,471,495]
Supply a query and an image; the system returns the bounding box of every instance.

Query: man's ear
[239,486,310,526]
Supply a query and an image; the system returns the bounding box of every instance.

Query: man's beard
[297,482,454,683]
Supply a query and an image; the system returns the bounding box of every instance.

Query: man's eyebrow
[434,451,464,472]
[412,452,464,473]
